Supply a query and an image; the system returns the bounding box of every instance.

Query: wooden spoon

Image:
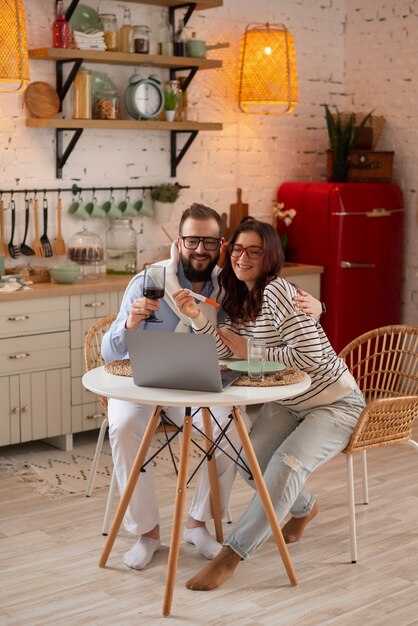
[54,197,66,256]
[32,198,44,257]
[0,199,8,257]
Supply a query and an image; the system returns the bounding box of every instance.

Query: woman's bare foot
[185,546,241,591]
[282,502,318,543]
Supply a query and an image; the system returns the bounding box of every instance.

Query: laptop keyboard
[221,369,241,389]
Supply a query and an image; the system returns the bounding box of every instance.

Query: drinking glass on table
[143,265,166,323]
[247,337,266,381]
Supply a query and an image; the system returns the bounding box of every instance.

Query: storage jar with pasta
[93,88,120,120]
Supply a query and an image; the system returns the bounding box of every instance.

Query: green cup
[68,195,90,220]
[118,195,139,218]
[102,195,122,219]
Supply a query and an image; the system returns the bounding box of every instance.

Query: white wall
[1,0,416,323]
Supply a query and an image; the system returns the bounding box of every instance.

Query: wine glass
[142,264,166,323]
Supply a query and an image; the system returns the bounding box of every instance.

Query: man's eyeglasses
[229,244,264,259]
[181,236,221,251]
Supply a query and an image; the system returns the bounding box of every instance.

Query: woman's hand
[172,288,200,319]
[126,297,159,329]
[293,288,323,318]
[218,328,248,358]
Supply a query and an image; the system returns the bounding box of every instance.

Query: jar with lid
[67,227,105,279]
[73,67,92,119]
[99,13,118,51]
[134,25,150,53]
[106,219,137,275]
[93,89,120,119]
[119,7,135,53]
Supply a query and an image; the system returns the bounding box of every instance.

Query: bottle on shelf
[73,67,92,120]
[119,8,135,53]
[52,0,69,49]
[158,10,174,56]
[174,19,187,57]
[99,14,118,52]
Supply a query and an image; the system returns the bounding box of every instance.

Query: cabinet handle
[21,406,30,413]
[8,315,30,321]
[85,302,106,308]
[8,353,31,359]
[86,412,106,420]
[340,261,376,269]
[12,407,21,414]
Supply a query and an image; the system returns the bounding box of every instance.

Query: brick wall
[1,0,416,323]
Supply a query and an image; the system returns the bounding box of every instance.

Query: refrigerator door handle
[340,261,376,269]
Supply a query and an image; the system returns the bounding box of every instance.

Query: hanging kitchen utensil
[8,198,20,258]
[0,197,8,257]
[32,196,44,257]
[40,195,53,257]
[20,196,35,256]
[221,187,249,240]
[54,196,66,255]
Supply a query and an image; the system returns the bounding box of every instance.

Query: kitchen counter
[0,264,323,302]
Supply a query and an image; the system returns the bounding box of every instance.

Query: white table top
[82,367,311,408]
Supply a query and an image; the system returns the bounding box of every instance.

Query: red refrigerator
[277,182,404,353]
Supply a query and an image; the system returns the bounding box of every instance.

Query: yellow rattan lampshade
[0,0,30,93]
[237,23,298,114]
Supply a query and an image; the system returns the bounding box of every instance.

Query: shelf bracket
[169,66,197,92]
[56,128,83,178]
[56,58,83,106]
[170,130,198,177]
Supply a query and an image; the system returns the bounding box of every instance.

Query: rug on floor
[0,432,203,499]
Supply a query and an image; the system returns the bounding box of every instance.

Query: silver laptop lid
[126,330,226,392]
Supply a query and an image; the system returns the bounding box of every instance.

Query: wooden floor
[0,429,417,626]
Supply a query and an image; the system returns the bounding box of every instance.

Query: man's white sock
[183,527,222,560]
[123,537,161,570]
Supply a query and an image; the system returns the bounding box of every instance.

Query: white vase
[153,200,173,223]
[165,110,176,122]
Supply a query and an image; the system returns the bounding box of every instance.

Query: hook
[58,189,61,200]
[34,189,38,198]
[43,189,47,200]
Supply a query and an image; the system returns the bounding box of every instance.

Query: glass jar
[93,89,120,119]
[99,13,118,52]
[67,227,105,279]
[106,219,137,275]
[73,68,92,119]
[134,25,150,53]
[119,7,135,53]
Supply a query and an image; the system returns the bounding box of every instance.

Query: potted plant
[151,183,181,222]
[163,86,180,122]
[324,105,373,182]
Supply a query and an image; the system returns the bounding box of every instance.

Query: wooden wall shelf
[26,119,222,132]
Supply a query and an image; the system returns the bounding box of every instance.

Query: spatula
[0,198,8,257]
[8,199,20,259]
[32,197,44,257]
[40,197,53,257]
[20,197,35,256]
[54,197,66,256]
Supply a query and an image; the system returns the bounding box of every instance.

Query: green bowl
[50,264,81,284]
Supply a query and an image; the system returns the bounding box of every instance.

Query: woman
[173,219,365,591]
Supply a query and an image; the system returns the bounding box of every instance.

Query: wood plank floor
[0,428,417,626]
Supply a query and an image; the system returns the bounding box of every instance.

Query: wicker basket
[6,266,51,283]
[326,150,394,183]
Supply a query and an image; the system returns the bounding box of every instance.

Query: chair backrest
[339,325,418,403]
[84,314,116,412]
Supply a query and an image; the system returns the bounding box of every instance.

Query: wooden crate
[326,150,394,183]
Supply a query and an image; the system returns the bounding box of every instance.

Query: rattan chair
[84,315,181,535]
[339,324,418,562]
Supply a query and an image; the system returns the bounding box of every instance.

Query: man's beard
[181,254,219,283]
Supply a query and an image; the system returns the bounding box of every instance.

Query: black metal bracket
[56,58,82,106]
[56,128,83,178]
[170,130,198,177]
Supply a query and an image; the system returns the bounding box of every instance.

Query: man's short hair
[179,203,223,237]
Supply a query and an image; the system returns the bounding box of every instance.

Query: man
[102,203,250,571]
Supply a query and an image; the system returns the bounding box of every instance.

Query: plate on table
[226,360,285,373]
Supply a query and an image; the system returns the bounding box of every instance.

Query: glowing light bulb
[264,46,272,55]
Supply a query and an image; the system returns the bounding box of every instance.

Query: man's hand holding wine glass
[126,296,160,329]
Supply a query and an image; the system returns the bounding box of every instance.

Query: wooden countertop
[0,264,323,302]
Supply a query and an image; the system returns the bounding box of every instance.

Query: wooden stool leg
[201,407,223,543]
[232,407,298,586]
[163,409,193,617]
[98,406,162,568]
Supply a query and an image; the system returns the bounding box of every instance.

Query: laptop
[126,330,241,392]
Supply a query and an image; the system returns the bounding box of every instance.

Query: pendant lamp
[0,0,30,93]
[237,23,298,114]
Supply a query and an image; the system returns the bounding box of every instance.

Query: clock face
[133,82,163,119]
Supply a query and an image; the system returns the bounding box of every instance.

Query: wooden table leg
[163,408,193,617]
[201,407,223,543]
[98,405,162,568]
[232,407,298,586]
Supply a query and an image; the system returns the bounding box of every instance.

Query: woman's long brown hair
[219,220,284,324]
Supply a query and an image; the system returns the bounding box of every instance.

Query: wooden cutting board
[225,188,249,239]
[24,82,60,118]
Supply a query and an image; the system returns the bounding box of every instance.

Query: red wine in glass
[143,265,166,323]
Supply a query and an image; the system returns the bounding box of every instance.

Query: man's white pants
[108,398,250,536]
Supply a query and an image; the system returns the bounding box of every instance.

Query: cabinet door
[0,376,20,446]
[72,401,106,434]
[70,292,111,321]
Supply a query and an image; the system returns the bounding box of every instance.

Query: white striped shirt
[192,277,356,410]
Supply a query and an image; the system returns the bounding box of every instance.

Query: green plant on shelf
[163,87,181,111]
[151,183,181,203]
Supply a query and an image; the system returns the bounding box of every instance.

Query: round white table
[83,367,311,617]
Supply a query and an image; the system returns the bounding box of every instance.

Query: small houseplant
[324,105,373,182]
[163,86,180,121]
[151,183,181,222]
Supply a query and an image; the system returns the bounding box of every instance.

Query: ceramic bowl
[69,4,101,33]
[49,264,81,284]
